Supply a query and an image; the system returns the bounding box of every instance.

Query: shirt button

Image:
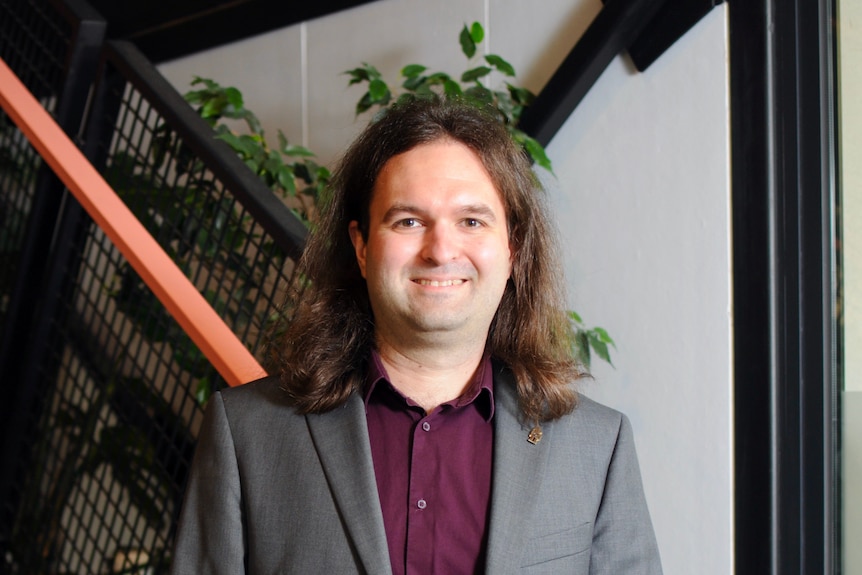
[422,422,431,432]
[417,499,427,509]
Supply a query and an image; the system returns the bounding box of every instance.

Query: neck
[375,336,487,414]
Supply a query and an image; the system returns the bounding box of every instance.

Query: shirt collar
[364,350,495,421]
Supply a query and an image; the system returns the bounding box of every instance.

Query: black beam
[625,0,722,71]
[86,0,379,63]
[0,0,107,547]
[519,0,668,146]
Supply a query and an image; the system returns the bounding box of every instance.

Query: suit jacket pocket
[519,521,593,569]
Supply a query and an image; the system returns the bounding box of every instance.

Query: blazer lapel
[306,395,392,575]
[485,366,552,573]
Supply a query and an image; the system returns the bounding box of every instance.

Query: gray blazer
[170,366,662,574]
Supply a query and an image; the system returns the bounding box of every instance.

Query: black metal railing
[0,1,308,573]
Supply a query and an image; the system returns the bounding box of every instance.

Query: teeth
[416,279,465,287]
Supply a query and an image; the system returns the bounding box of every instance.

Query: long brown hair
[268,96,581,422]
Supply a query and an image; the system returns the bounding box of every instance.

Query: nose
[421,223,459,264]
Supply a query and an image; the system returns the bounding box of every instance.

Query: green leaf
[494,90,517,123]
[588,334,613,367]
[344,63,381,85]
[356,93,374,116]
[464,84,493,105]
[293,162,312,184]
[278,165,297,196]
[507,83,536,106]
[200,97,224,120]
[522,134,553,172]
[470,22,485,44]
[568,310,583,324]
[402,75,426,91]
[368,78,391,102]
[460,24,477,58]
[224,86,244,109]
[195,378,212,405]
[242,109,263,136]
[402,64,427,78]
[282,144,316,158]
[316,165,331,182]
[461,66,492,83]
[215,132,259,159]
[443,79,463,98]
[485,54,515,76]
[592,326,616,346]
[577,331,591,370]
[263,149,285,175]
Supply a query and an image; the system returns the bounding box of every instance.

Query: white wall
[544,9,732,574]
[158,3,733,573]
[839,0,862,570]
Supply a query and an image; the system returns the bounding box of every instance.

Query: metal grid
[0,0,69,102]
[0,0,70,331]
[1,2,308,573]
[92,77,301,373]
[0,113,40,328]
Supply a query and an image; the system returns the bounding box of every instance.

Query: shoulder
[539,393,637,468]
[219,374,290,409]
[569,393,626,431]
[210,375,305,435]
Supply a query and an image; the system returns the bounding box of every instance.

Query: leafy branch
[345,21,552,172]
[345,22,614,369]
[568,311,616,371]
[184,76,330,226]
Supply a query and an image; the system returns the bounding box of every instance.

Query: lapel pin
[527,425,543,445]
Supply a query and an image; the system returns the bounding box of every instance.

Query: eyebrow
[381,202,500,223]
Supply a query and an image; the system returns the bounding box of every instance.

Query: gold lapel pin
[527,425,543,445]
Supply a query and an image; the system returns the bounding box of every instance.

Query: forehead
[370,140,505,209]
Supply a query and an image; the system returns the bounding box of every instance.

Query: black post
[729,0,839,572]
[0,0,105,546]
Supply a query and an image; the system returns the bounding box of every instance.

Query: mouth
[413,279,466,287]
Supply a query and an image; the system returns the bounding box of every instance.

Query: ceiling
[85,0,378,63]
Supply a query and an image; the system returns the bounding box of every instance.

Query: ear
[348,221,368,278]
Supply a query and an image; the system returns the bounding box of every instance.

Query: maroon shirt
[364,351,495,575]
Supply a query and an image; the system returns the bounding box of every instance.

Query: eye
[463,218,483,228]
[395,218,420,228]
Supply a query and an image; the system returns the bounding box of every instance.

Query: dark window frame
[729,0,840,573]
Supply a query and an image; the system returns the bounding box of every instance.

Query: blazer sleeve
[589,414,662,575]
[169,392,246,574]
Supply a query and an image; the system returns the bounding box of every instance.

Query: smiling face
[349,139,513,352]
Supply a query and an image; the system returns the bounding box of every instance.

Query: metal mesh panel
[0,0,72,331]
[0,0,70,103]
[6,218,208,573]
[96,78,301,364]
[0,113,40,328]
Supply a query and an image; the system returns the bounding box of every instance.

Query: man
[170,97,662,574]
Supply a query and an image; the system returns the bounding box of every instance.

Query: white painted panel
[489,0,602,93]
[839,0,862,393]
[544,7,732,575]
[839,0,862,572]
[157,25,304,148]
[305,0,485,163]
[844,391,862,573]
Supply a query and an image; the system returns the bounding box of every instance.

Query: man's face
[349,139,512,350]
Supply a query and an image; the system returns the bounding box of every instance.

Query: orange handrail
[0,58,267,386]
